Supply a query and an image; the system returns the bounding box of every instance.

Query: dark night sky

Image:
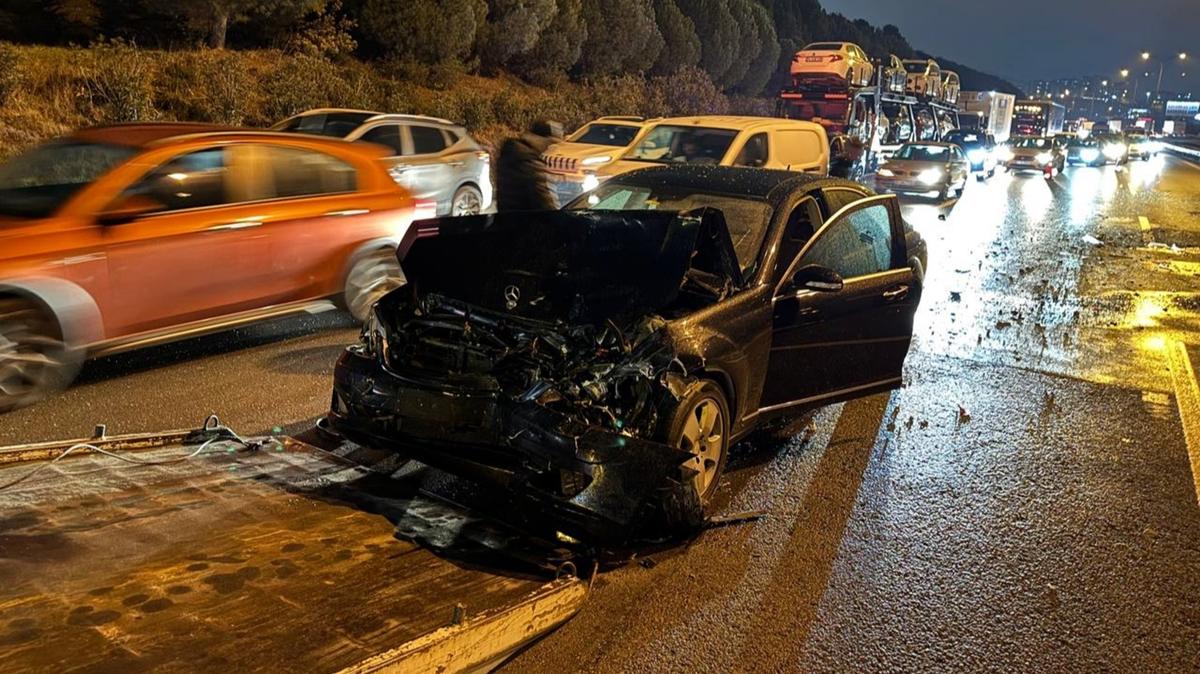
[821,0,1198,95]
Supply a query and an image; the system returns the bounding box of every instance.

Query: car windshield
[0,141,136,219]
[571,123,640,147]
[625,126,739,165]
[896,144,951,161]
[1069,138,1098,147]
[568,183,771,274]
[945,132,985,148]
[803,43,844,51]
[904,62,929,73]
[271,112,373,138]
[1014,137,1053,149]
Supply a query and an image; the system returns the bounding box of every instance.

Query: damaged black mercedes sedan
[327,166,926,543]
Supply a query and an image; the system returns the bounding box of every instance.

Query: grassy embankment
[0,43,769,158]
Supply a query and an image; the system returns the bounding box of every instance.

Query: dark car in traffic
[1065,136,1105,167]
[327,167,926,543]
[944,129,998,179]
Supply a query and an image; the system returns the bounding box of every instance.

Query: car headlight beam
[1035,152,1053,165]
[581,173,600,191]
[967,149,987,164]
[1080,148,1100,162]
[1103,143,1125,160]
[918,168,943,185]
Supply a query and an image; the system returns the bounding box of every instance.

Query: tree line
[0,0,1019,97]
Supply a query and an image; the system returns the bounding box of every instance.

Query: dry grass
[0,45,742,159]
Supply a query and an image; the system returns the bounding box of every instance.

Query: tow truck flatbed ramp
[0,425,587,673]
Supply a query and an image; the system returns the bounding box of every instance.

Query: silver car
[874,141,971,199]
[273,108,493,216]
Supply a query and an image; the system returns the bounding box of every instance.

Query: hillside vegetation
[0,1,1022,156]
[0,43,747,158]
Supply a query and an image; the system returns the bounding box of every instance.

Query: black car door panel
[760,194,918,412]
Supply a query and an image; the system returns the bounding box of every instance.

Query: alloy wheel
[678,396,725,500]
[0,299,65,412]
[345,250,404,322]
[451,186,483,216]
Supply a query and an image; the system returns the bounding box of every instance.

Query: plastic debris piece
[705,510,767,529]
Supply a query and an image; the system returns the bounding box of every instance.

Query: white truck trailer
[958,91,1016,142]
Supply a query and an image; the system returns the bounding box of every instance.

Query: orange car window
[261,146,357,198]
[122,148,230,212]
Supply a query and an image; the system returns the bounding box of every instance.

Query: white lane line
[1165,340,1200,507]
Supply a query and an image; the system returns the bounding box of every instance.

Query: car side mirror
[791,264,844,292]
[97,194,164,225]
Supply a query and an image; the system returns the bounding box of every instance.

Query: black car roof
[607,165,867,203]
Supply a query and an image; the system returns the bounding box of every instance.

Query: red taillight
[824,93,849,100]
[414,200,437,221]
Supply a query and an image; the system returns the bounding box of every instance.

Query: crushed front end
[329,292,703,544]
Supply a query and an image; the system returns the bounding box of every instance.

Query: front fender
[0,277,105,350]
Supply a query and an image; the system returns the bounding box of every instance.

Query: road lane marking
[1139,216,1154,245]
[1165,340,1200,508]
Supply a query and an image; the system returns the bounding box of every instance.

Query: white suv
[542,116,653,205]
[273,109,492,216]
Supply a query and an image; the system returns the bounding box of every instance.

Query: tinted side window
[774,198,821,282]
[359,125,404,155]
[123,148,228,212]
[820,187,864,218]
[734,133,769,167]
[802,204,894,278]
[410,125,447,155]
[264,146,357,198]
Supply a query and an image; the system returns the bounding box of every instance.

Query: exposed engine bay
[331,208,747,543]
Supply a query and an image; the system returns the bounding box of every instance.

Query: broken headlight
[354,309,387,358]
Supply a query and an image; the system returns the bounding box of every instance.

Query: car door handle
[882,285,910,301]
[208,221,262,232]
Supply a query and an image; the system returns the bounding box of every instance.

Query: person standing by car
[829,135,865,179]
[497,120,562,211]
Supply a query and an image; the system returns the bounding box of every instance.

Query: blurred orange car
[0,123,419,410]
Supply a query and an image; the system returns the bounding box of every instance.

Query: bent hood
[400,209,742,326]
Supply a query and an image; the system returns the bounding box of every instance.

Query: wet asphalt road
[4,154,1200,672]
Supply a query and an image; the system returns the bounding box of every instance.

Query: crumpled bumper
[327,349,701,544]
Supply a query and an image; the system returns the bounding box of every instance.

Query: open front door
[759,194,920,413]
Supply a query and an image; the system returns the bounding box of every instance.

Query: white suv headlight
[1035,152,1053,164]
[580,155,613,166]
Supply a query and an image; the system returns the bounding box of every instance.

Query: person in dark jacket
[496,120,563,212]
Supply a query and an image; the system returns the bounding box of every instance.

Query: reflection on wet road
[3,154,1200,672]
[506,154,1200,673]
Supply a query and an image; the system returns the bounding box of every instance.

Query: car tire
[0,297,78,412]
[664,380,731,506]
[343,248,405,322]
[450,184,484,216]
